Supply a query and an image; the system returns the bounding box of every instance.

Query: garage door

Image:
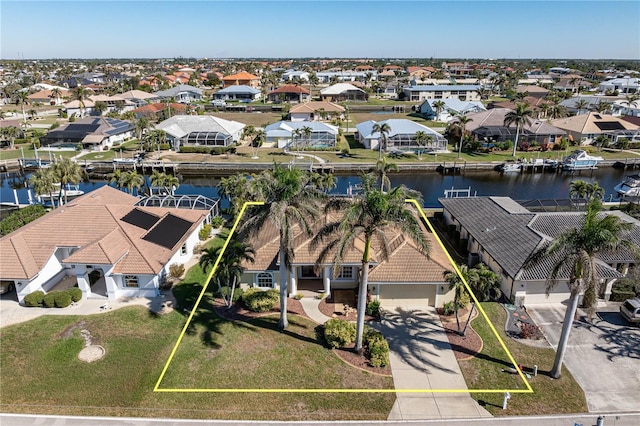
[379,284,436,309]
[524,282,570,304]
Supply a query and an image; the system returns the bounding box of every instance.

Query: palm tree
[593,101,610,115]
[73,85,91,118]
[51,158,83,205]
[593,134,609,152]
[241,125,256,145]
[29,168,57,208]
[374,156,398,193]
[585,182,604,201]
[1,126,21,149]
[471,263,500,302]
[134,117,151,152]
[452,114,473,159]
[310,172,337,193]
[525,198,635,379]
[574,99,589,115]
[372,122,391,160]
[443,264,475,334]
[50,87,62,105]
[239,164,326,329]
[301,126,313,148]
[122,170,144,195]
[548,104,567,119]
[504,103,534,157]
[413,131,431,160]
[312,179,430,352]
[432,100,446,120]
[252,130,265,159]
[94,101,108,116]
[217,173,253,217]
[108,169,126,191]
[620,94,639,112]
[16,91,29,125]
[569,180,588,202]
[291,128,302,153]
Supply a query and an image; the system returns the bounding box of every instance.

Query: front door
[300,265,319,279]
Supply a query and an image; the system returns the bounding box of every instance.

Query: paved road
[528,302,640,413]
[2,412,639,426]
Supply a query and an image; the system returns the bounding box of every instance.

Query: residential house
[439,196,639,305]
[239,211,454,309]
[264,121,338,149]
[42,116,134,150]
[515,85,550,99]
[118,90,161,108]
[154,84,203,104]
[320,83,368,102]
[156,115,245,151]
[419,99,486,122]
[0,186,216,304]
[598,77,639,95]
[131,102,190,120]
[316,71,376,83]
[403,85,481,102]
[222,71,260,88]
[27,88,70,106]
[213,85,262,102]
[466,108,566,148]
[356,119,447,152]
[64,99,96,118]
[267,84,310,103]
[558,96,617,115]
[288,101,345,122]
[490,97,552,117]
[281,70,310,82]
[550,112,640,146]
[610,99,640,117]
[407,66,435,79]
[88,94,136,114]
[553,74,589,94]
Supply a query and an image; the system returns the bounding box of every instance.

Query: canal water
[0,167,629,209]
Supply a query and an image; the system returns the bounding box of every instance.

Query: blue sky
[2,1,639,59]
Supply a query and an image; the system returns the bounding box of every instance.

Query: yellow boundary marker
[154,200,533,394]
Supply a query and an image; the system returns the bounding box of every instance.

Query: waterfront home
[402,85,481,102]
[41,116,135,151]
[281,70,310,82]
[288,101,344,122]
[550,112,640,146]
[264,121,338,149]
[439,196,639,305]
[320,83,368,102]
[267,84,310,103]
[598,77,639,95]
[419,99,486,122]
[355,119,447,153]
[222,71,260,88]
[213,85,261,102]
[154,84,203,104]
[156,115,245,151]
[240,212,455,309]
[88,94,136,114]
[0,186,216,304]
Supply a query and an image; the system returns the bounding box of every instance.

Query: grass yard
[459,302,588,415]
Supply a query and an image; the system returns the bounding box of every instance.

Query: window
[257,272,274,288]
[124,275,139,288]
[181,243,187,255]
[337,266,353,279]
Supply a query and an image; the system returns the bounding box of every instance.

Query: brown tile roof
[269,85,310,95]
[0,186,207,279]
[132,102,188,114]
[223,71,259,81]
[289,101,345,114]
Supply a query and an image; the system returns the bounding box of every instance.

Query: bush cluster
[179,146,211,154]
[364,327,390,368]
[0,204,47,236]
[23,287,82,308]
[442,301,455,316]
[169,263,185,279]
[242,288,279,312]
[365,300,381,317]
[211,216,224,228]
[324,318,356,348]
[199,224,212,241]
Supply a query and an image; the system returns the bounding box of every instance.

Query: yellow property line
[154,200,533,394]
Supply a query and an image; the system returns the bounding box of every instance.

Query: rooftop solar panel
[595,121,625,131]
[142,214,193,249]
[121,208,160,230]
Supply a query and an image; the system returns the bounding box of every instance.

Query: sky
[1,0,639,60]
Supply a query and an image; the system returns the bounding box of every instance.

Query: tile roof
[222,71,259,81]
[269,84,310,95]
[550,112,639,135]
[156,115,245,138]
[289,101,345,114]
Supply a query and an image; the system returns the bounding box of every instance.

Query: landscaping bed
[437,306,483,360]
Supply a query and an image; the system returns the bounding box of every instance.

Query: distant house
[356,119,447,152]
[288,101,345,122]
[490,97,552,115]
[320,83,368,102]
[213,85,261,102]
[553,74,590,94]
[156,115,245,151]
[88,94,136,114]
[0,186,216,304]
[514,85,550,99]
[118,90,161,108]
[419,99,486,122]
[281,70,310,82]
[316,71,375,83]
[598,77,639,94]
[268,85,310,103]
[465,108,566,147]
[154,84,203,104]
[131,102,190,120]
[403,85,481,102]
[222,71,260,88]
[439,196,639,305]
[27,88,70,106]
[42,116,134,150]
[264,121,338,149]
[558,96,616,115]
[64,99,96,117]
[550,112,640,145]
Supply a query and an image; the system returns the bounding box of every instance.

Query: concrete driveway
[379,306,491,420]
[528,302,640,413]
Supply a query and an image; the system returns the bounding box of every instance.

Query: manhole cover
[78,345,105,362]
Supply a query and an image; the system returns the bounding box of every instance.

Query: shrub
[54,291,72,308]
[293,293,303,300]
[43,292,58,308]
[364,327,390,368]
[211,216,224,228]
[199,224,212,241]
[23,290,45,307]
[316,292,326,300]
[442,301,455,316]
[169,263,185,279]
[324,318,356,348]
[458,291,471,310]
[193,242,204,255]
[242,288,279,312]
[365,300,381,317]
[211,146,236,155]
[215,286,244,303]
[179,146,211,154]
[67,287,82,302]
[610,289,637,302]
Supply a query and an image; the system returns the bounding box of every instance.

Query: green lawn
[460,302,588,415]
[0,145,78,161]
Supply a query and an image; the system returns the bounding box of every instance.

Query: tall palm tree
[372,122,391,160]
[620,94,638,112]
[310,172,337,193]
[217,173,253,217]
[1,126,21,149]
[134,117,151,152]
[452,114,473,159]
[593,101,610,115]
[374,156,398,193]
[432,100,446,120]
[239,164,326,329]
[51,158,83,205]
[122,170,144,195]
[50,87,62,105]
[471,263,500,302]
[548,104,567,119]
[252,130,265,159]
[301,125,313,148]
[526,198,635,379]
[593,134,609,152]
[574,99,589,115]
[414,131,431,160]
[73,85,91,118]
[108,169,126,191]
[504,103,534,157]
[312,179,430,352]
[569,180,589,201]
[16,91,29,125]
[29,168,57,208]
[585,182,604,201]
[443,264,476,334]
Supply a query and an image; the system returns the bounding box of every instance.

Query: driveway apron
[379,306,492,420]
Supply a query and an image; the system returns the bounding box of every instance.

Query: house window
[181,243,187,255]
[337,266,353,279]
[124,275,139,287]
[257,272,274,288]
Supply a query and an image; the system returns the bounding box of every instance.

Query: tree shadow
[574,312,640,361]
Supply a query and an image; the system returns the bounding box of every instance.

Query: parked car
[0,281,15,295]
[620,297,640,325]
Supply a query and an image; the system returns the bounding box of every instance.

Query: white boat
[561,150,603,170]
[38,184,84,200]
[498,162,522,172]
[113,158,139,164]
[614,174,640,199]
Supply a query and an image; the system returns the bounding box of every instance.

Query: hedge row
[0,204,47,236]
[323,319,390,368]
[179,146,237,155]
[23,287,82,308]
